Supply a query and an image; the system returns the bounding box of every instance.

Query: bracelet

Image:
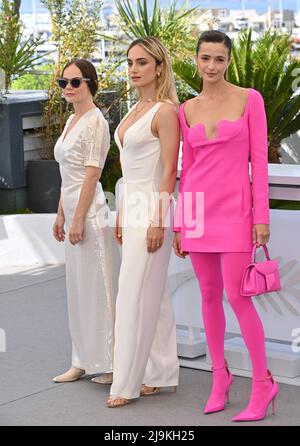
[149,219,165,229]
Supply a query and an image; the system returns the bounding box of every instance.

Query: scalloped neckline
[182,89,252,142]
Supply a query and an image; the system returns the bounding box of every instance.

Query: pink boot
[232,370,279,422]
[204,360,234,414]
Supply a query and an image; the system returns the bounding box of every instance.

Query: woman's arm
[173,103,195,232]
[172,103,194,258]
[53,195,65,242]
[249,90,270,246]
[147,103,180,253]
[69,113,110,246]
[57,196,64,218]
[153,103,180,224]
[69,167,102,245]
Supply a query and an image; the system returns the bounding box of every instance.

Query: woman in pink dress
[173,30,279,422]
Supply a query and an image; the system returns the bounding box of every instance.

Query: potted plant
[0,0,43,93]
[0,0,47,213]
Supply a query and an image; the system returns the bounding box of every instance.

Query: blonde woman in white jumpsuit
[107,37,180,407]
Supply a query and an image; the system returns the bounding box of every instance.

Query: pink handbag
[240,245,281,297]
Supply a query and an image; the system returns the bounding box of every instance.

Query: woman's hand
[173,232,189,258]
[252,224,270,247]
[114,212,122,245]
[147,224,164,253]
[53,214,65,242]
[69,217,84,245]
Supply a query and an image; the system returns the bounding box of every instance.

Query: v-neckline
[117,102,159,149]
[62,107,97,143]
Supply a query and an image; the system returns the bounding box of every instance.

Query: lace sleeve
[82,112,110,168]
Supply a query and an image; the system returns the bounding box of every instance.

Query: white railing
[171,163,300,382]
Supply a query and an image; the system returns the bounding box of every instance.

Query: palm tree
[173,29,300,163]
[114,0,199,60]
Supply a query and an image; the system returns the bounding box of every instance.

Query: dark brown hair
[196,30,232,58]
[196,30,232,91]
[62,58,98,96]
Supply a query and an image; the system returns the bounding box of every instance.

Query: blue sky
[20,1,300,14]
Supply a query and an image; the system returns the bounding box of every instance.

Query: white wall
[170,209,300,343]
[0,214,64,267]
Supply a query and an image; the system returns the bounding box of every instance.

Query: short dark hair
[62,58,98,96]
[196,30,232,58]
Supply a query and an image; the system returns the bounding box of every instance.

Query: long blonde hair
[126,37,178,106]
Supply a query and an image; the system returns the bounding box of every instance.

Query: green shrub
[11,64,53,90]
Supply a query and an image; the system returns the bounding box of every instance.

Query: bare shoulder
[152,102,179,137]
[184,96,198,114]
[228,85,251,101]
[157,101,178,116]
[155,102,179,124]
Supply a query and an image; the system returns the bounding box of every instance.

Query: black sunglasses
[57,77,90,89]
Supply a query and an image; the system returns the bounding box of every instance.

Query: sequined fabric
[54,108,120,374]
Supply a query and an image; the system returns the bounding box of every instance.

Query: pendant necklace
[132,98,155,122]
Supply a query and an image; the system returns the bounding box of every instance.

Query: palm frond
[173,59,200,92]
[115,0,199,54]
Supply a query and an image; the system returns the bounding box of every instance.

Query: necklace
[132,98,155,122]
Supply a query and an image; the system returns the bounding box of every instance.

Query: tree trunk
[4,69,12,92]
[268,139,281,164]
[12,0,21,18]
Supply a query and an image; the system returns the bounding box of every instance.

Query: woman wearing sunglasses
[52,58,120,385]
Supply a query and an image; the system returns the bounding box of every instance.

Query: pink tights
[189,252,268,380]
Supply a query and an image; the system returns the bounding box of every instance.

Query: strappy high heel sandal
[107,396,132,408]
[140,384,177,396]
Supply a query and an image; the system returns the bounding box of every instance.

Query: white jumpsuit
[110,102,179,399]
[54,108,120,374]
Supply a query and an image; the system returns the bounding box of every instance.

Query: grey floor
[0,265,299,426]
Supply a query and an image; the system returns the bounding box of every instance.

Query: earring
[157,72,161,78]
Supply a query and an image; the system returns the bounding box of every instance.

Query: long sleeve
[173,104,195,232]
[82,111,110,169]
[249,90,270,224]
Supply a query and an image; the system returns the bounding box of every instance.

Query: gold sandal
[140,385,177,396]
[107,396,131,408]
[140,385,160,396]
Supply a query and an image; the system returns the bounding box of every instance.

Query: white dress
[54,107,120,374]
[110,102,179,399]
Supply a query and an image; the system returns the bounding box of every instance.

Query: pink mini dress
[174,88,270,252]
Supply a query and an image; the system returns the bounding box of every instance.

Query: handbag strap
[251,244,270,263]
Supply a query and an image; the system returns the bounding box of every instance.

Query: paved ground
[0,265,299,426]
